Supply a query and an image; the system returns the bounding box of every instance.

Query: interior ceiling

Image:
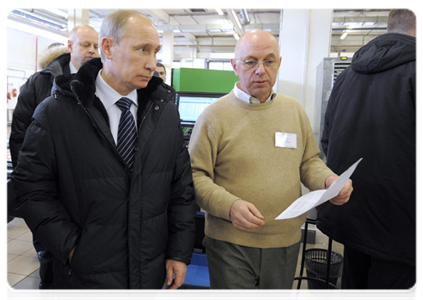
[8,8,391,59]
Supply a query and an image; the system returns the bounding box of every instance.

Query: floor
[7,217,343,290]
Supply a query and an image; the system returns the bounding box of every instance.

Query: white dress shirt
[234,82,276,104]
[95,70,138,144]
[69,61,78,74]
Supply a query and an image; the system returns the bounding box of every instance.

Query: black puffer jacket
[318,33,415,266]
[12,58,197,288]
[10,53,71,168]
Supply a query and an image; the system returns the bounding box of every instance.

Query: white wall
[7,27,60,110]
[4,27,57,138]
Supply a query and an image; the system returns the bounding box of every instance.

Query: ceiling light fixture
[215,9,224,16]
[340,32,348,40]
[230,9,243,31]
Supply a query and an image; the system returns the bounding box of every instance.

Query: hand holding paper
[275,158,362,220]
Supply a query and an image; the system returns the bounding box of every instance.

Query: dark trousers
[341,246,415,289]
[203,236,300,289]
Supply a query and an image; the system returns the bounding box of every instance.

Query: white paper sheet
[275,158,363,220]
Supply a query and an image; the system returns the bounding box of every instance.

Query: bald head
[68,25,99,70]
[235,29,280,60]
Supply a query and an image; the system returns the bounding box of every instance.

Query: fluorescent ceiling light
[215,8,224,16]
[233,33,240,40]
[7,19,68,44]
[340,32,348,40]
[43,8,68,19]
[230,9,243,31]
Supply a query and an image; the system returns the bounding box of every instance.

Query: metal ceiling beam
[332,16,388,25]
[146,9,197,44]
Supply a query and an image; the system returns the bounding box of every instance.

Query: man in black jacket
[318,9,416,289]
[10,25,99,167]
[9,24,99,289]
[12,9,197,289]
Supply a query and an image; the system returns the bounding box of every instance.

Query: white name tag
[275,132,297,149]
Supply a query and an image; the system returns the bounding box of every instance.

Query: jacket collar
[40,53,71,77]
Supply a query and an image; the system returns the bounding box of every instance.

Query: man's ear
[101,37,113,60]
[67,40,73,53]
[231,58,239,76]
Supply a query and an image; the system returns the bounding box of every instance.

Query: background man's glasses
[236,60,278,69]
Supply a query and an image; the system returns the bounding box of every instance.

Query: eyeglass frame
[235,59,280,70]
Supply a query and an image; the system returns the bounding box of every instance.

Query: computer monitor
[175,92,226,125]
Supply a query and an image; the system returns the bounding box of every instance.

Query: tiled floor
[7,217,343,290]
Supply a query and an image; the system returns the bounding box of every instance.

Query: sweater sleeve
[188,113,239,221]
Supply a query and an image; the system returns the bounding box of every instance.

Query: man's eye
[245,61,257,66]
[265,61,277,67]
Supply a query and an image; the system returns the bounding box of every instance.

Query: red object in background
[7,92,11,103]
[13,89,17,97]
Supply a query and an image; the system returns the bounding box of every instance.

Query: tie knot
[116,97,133,112]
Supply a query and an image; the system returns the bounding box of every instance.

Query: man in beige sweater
[188,29,353,289]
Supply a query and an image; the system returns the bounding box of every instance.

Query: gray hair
[99,10,153,62]
[387,9,416,36]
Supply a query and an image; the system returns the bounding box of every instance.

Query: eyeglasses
[236,59,279,70]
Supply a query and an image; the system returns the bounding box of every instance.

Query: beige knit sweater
[188,89,335,248]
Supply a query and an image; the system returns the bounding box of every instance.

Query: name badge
[275,132,297,149]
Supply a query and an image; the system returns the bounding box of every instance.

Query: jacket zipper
[139,102,154,132]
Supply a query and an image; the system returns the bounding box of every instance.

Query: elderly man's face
[231,31,281,102]
[106,17,161,95]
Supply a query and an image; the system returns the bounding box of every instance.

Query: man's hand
[325,176,353,205]
[166,259,187,289]
[229,199,265,230]
[69,247,76,264]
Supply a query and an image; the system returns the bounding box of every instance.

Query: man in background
[319,9,416,289]
[10,25,99,167]
[9,24,99,289]
[188,29,353,289]
[156,62,167,82]
[12,10,196,289]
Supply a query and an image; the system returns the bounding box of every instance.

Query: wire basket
[304,248,343,278]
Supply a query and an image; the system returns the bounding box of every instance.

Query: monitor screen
[176,92,225,124]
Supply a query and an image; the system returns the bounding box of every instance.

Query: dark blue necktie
[116,97,137,171]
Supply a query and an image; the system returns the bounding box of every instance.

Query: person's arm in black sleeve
[166,124,197,264]
[12,101,80,264]
[10,74,40,168]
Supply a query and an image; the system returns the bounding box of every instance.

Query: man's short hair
[156,62,166,73]
[99,10,152,62]
[387,9,416,35]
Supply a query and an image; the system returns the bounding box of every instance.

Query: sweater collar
[234,81,276,104]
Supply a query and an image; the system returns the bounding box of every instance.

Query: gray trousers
[203,236,300,289]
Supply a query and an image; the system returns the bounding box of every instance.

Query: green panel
[172,68,239,93]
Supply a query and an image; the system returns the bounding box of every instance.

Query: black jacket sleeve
[9,72,53,168]
[12,101,80,264]
[166,113,197,265]
[10,75,39,168]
